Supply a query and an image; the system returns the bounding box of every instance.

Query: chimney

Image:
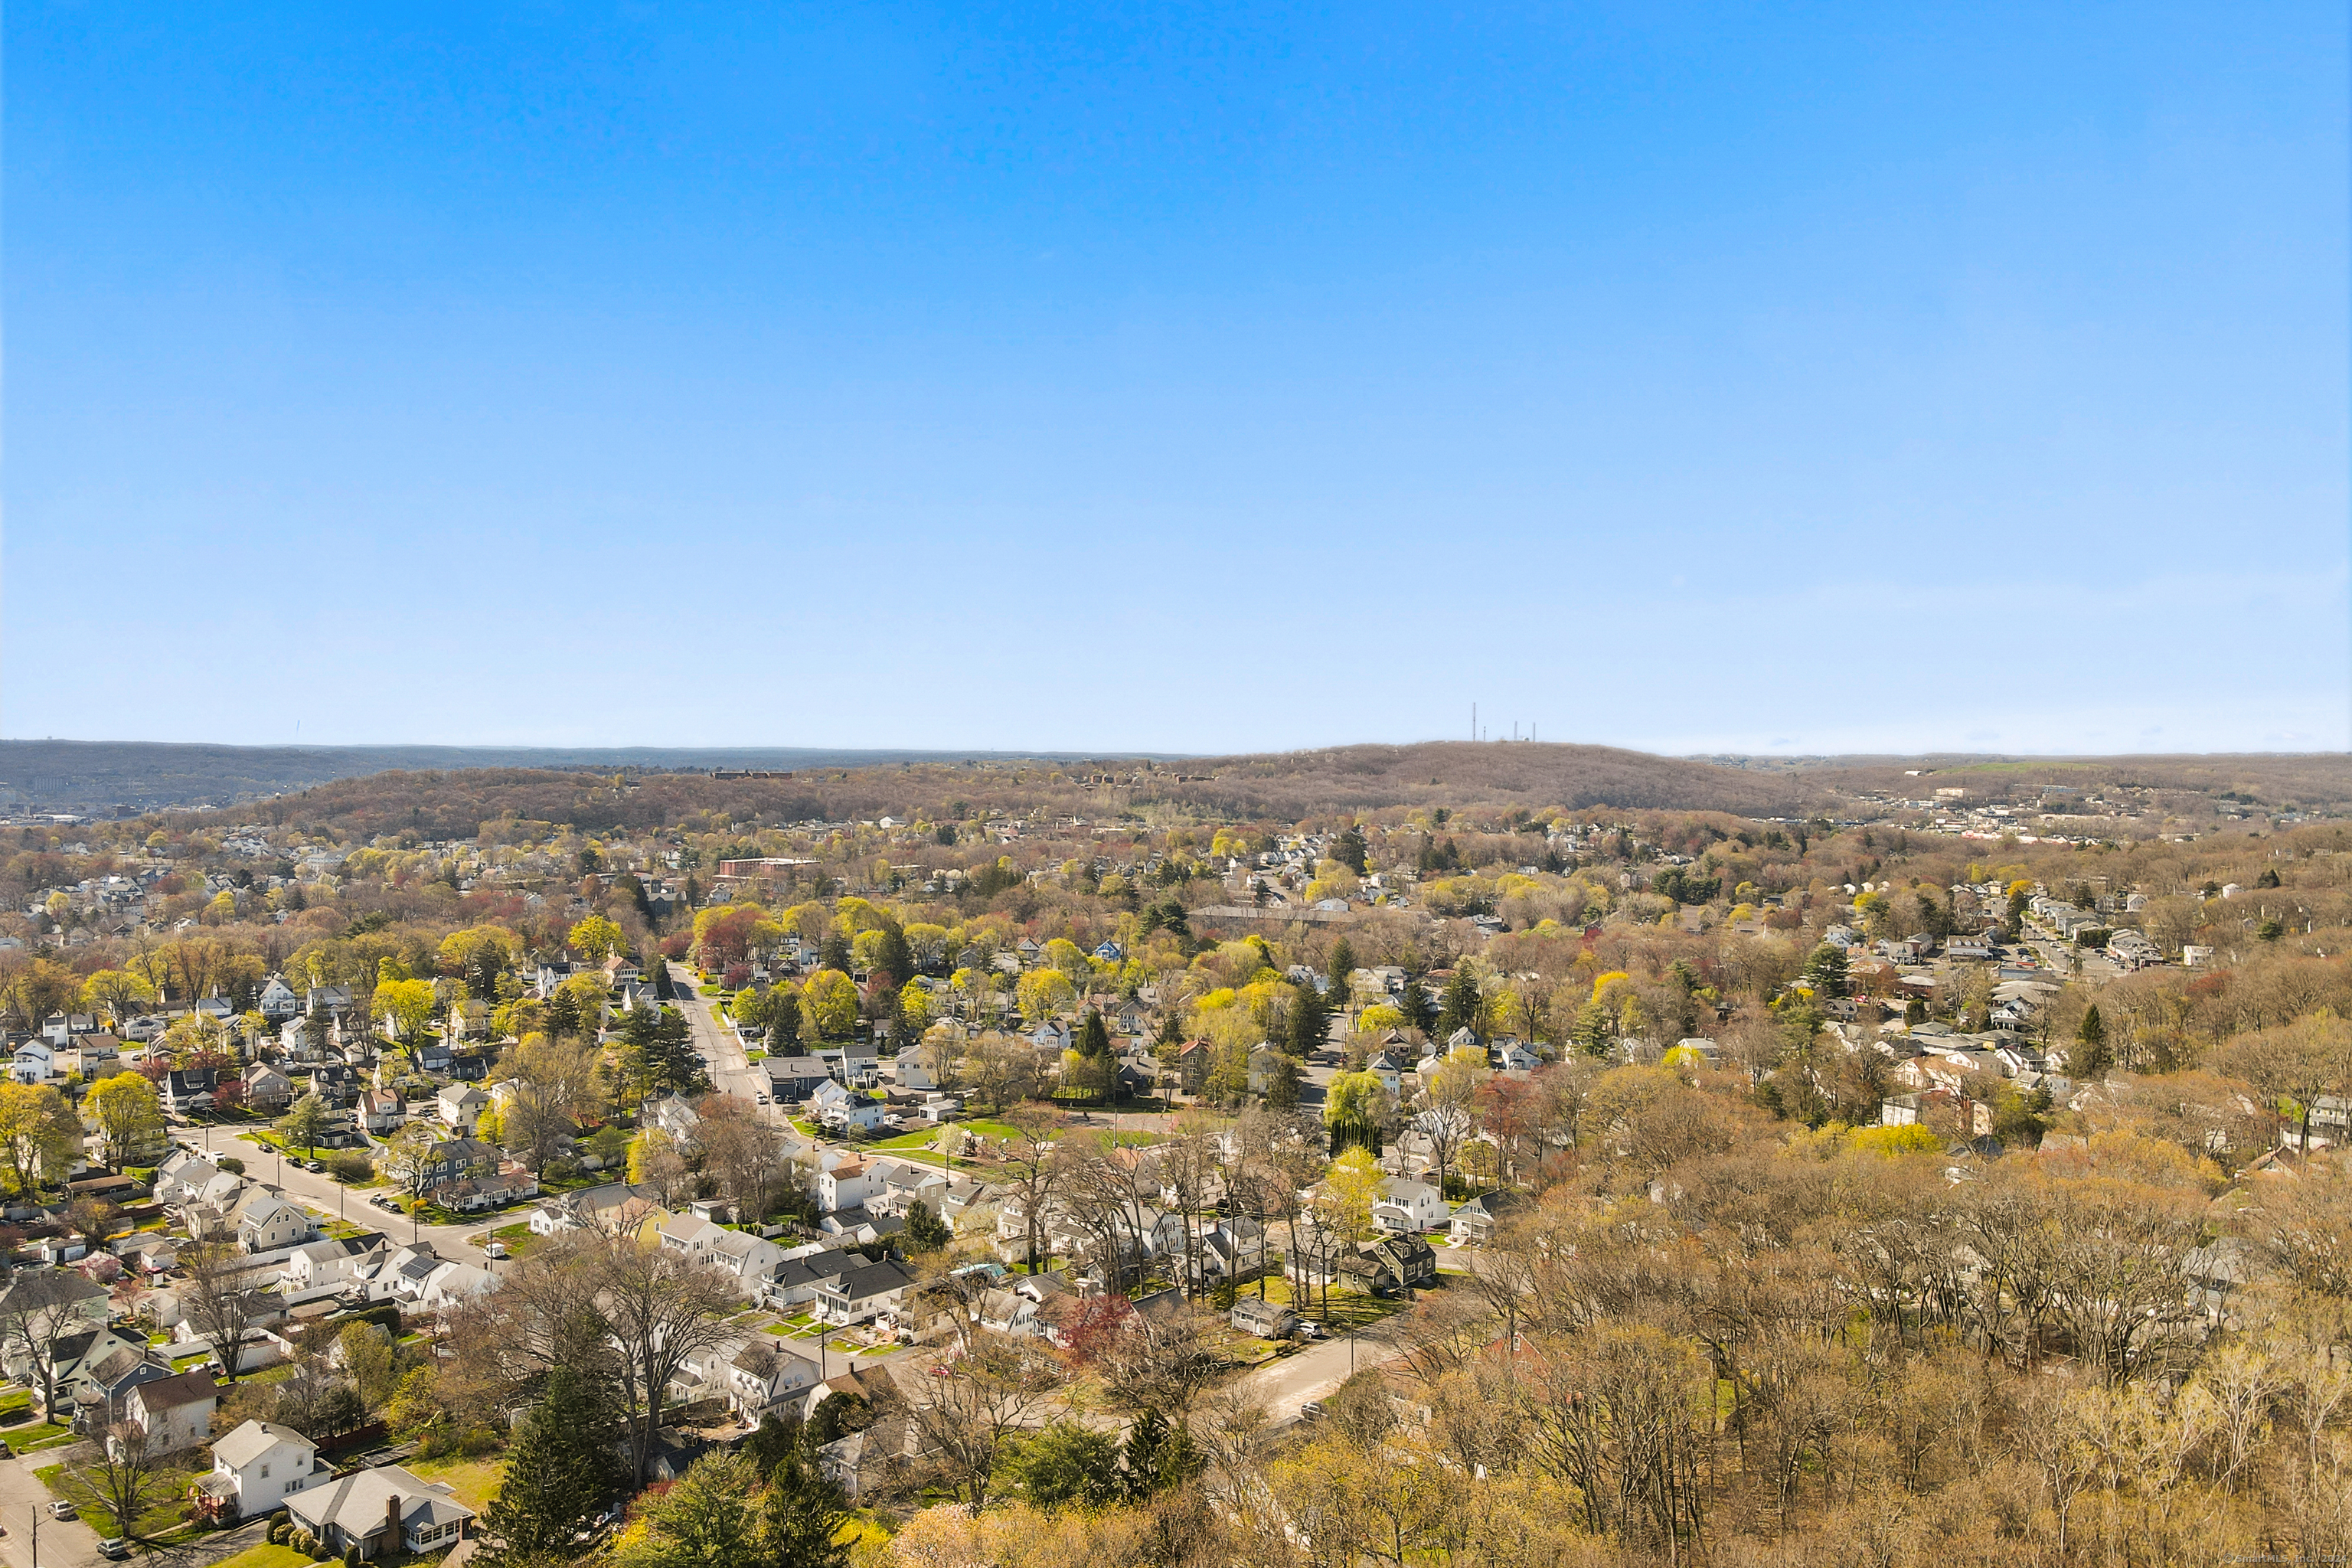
[386,1491,402,1547]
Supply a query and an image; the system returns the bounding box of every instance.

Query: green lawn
[207,1544,315,1568]
[3,1419,77,1456]
[405,1451,506,1511]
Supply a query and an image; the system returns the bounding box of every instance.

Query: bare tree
[694,1093,787,1219]
[179,1241,270,1382]
[905,1328,1061,1510]
[0,1271,107,1413]
[59,1422,181,1544]
[495,1033,606,1171]
[585,1233,740,1485]
[997,1106,1070,1274]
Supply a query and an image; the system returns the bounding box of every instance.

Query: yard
[404,1451,506,1511]
[0,1399,78,1455]
[1249,1274,1417,1334]
[209,1544,317,1568]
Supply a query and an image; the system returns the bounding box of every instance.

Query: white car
[485,1242,509,1259]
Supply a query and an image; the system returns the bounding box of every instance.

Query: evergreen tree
[874,922,914,986]
[1264,1054,1302,1110]
[819,933,854,975]
[1436,969,1481,1040]
[759,1444,853,1568]
[1331,828,1369,876]
[1286,984,1328,1058]
[769,991,802,1053]
[1401,971,1436,1035]
[1326,937,1357,998]
[905,1200,950,1252]
[1802,942,1852,1000]
[1118,1408,1204,1500]
[479,1364,622,1566]
[650,958,675,1001]
[2074,1004,2111,1078]
[1076,1009,1112,1059]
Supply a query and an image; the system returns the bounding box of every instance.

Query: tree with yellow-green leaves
[0,1084,83,1195]
[84,1073,165,1168]
[801,969,860,1040]
[376,978,437,1041]
[1017,969,1076,1025]
[567,915,625,963]
[79,969,157,1030]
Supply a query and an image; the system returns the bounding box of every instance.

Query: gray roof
[214,1418,315,1470]
[284,1463,473,1538]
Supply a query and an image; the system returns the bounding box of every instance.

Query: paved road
[173,1122,488,1261]
[658,964,784,1123]
[0,1449,101,1568]
[1232,1327,1403,1427]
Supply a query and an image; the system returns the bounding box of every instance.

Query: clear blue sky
[7,2,2345,756]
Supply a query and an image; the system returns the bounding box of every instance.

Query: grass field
[208,1544,316,1568]
[406,1452,506,1511]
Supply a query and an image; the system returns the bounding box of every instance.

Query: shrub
[327,1152,374,1184]
[289,1527,316,1555]
[332,1301,403,1339]
[216,1156,245,1175]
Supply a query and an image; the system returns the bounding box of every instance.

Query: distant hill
[0,740,1158,815]
[8,737,2346,825]
[1135,742,1828,818]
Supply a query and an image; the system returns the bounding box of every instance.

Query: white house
[119,1369,218,1456]
[816,1157,877,1215]
[1371,1177,1448,1235]
[10,1039,54,1084]
[436,1084,489,1134]
[709,1230,786,1297]
[256,977,303,1021]
[726,1340,822,1423]
[813,1259,917,1326]
[231,1190,317,1256]
[199,1419,330,1520]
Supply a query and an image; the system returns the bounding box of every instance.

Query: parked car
[1298,1401,1325,1421]
[97,1539,130,1560]
[486,1242,509,1259]
[47,1501,76,1520]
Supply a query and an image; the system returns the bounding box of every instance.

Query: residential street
[1233,1326,1404,1427]
[658,964,778,1122]
[171,1121,486,1259]
[0,1448,101,1568]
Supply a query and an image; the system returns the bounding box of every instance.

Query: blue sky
[6,2,2346,756]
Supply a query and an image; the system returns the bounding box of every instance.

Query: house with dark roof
[119,1368,218,1455]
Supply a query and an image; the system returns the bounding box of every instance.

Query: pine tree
[1077,1009,1112,1059]
[1436,969,1480,1040]
[2074,1004,2111,1078]
[769,991,802,1052]
[479,1364,622,1566]
[760,1444,853,1568]
[1401,972,1436,1035]
[1286,985,1328,1058]
[874,922,915,985]
[1326,937,1357,998]
[905,1199,950,1252]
